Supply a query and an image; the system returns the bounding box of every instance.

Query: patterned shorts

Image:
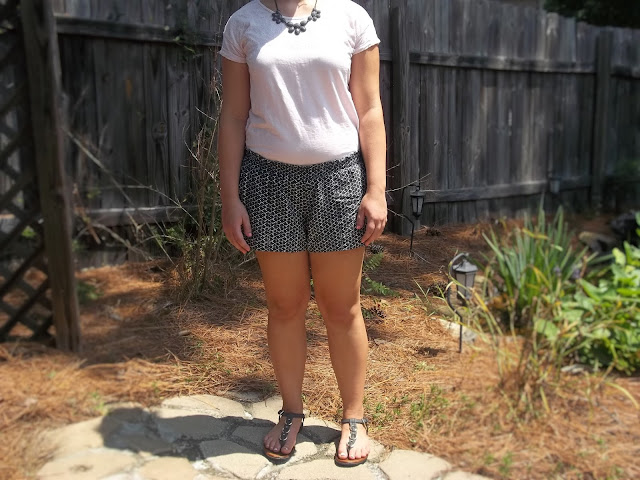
[239,149,367,253]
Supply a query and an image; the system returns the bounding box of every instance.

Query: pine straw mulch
[1,220,639,480]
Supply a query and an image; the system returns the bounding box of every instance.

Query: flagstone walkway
[37,394,489,480]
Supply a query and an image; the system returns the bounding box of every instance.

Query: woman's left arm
[350,45,387,246]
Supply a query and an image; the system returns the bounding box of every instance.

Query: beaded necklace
[271,0,321,35]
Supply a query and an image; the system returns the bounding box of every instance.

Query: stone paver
[37,450,137,480]
[137,457,202,480]
[379,450,452,480]
[151,407,230,442]
[443,472,489,480]
[247,395,283,422]
[35,394,490,480]
[277,458,377,480]
[230,424,317,460]
[200,439,270,479]
[161,395,247,419]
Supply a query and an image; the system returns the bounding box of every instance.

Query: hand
[222,197,252,254]
[356,190,387,246]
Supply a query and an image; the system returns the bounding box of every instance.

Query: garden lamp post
[408,184,426,254]
[446,252,478,353]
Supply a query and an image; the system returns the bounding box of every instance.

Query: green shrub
[554,213,640,374]
[482,207,588,330]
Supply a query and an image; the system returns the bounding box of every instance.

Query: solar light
[447,253,478,353]
[549,176,562,195]
[410,184,426,219]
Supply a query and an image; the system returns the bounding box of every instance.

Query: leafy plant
[482,207,589,329]
[554,213,640,374]
[361,252,397,296]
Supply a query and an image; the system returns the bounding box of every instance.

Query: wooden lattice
[0,0,54,341]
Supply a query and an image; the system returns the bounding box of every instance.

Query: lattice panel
[0,0,53,341]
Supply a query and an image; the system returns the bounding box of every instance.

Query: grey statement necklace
[271,0,321,35]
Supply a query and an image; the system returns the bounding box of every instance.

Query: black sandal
[263,409,305,462]
[334,418,369,467]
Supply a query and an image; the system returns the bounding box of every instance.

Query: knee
[267,290,310,324]
[316,298,361,327]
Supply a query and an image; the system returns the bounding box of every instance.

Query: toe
[337,438,348,459]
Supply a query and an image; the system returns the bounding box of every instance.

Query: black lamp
[446,252,478,352]
[410,184,426,219]
[451,254,478,301]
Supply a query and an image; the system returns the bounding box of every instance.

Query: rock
[379,450,452,480]
[137,457,201,480]
[299,417,341,444]
[444,471,492,480]
[578,231,619,253]
[37,450,137,480]
[277,458,377,480]
[151,408,231,442]
[200,439,270,479]
[160,395,246,419]
[230,424,317,460]
[247,396,283,422]
[43,417,110,458]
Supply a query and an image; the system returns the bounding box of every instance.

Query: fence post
[21,0,81,351]
[391,0,412,235]
[591,30,613,212]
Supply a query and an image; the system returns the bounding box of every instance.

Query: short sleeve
[353,9,380,54]
[220,15,246,63]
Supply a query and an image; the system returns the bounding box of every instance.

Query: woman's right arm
[219,57,252,253]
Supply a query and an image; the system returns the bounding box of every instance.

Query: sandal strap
[341,418,368,449]
[277,410,305,444]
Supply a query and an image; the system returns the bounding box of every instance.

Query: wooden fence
[40,0,640,230]
[0,0,79,349]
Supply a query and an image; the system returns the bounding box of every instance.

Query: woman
[218,0,386,466]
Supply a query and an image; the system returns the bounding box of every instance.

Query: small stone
[200,439,269,479]
[379,450,452,480]
[37,450,136,480]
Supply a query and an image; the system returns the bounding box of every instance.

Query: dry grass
[1,220,639,480]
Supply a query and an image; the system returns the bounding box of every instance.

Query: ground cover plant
[1,216,638,480]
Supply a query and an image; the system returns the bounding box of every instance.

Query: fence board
[37,0,640,232]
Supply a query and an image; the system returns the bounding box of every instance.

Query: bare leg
[310,247,370,461]
[257,251,310,455]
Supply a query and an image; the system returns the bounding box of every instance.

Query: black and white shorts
[239,149,367,253]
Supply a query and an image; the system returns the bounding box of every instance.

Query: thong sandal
[334,418,369,467]
[263,409,305,462]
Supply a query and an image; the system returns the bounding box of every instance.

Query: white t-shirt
[220,0,380,165]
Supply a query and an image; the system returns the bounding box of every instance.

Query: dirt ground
[1,217,639,480]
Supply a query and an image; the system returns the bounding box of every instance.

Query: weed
[410,385,449,429]
[76,280,103,304]
[499,452,513,477]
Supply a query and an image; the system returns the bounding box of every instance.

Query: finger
[234,225,250,254]
[242,213,252,238]
[356,207,366,230]
[369,221,385,244]
[361,219,376,245]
